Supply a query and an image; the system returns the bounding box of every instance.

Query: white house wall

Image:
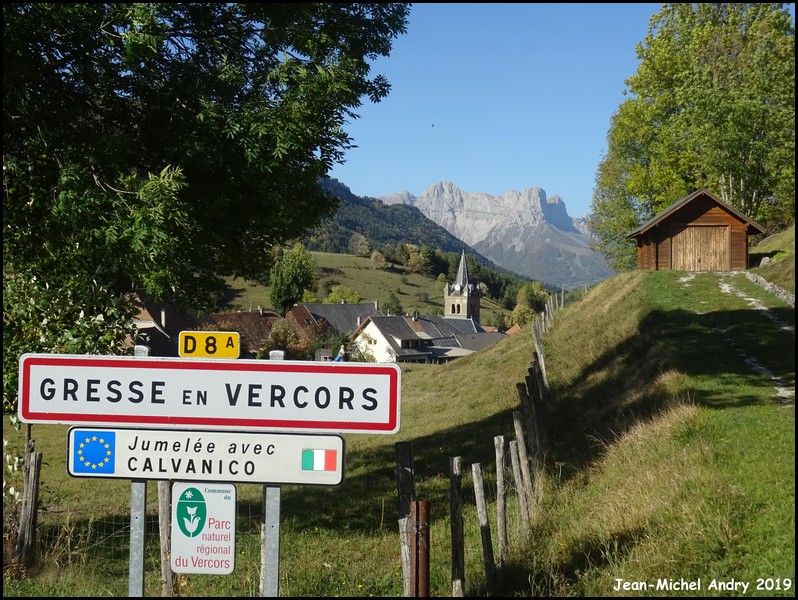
[354,321,396,363]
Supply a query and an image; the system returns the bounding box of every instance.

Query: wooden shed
[626,188,766,271]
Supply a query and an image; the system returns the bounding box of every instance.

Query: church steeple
[454,249,469,291]
[444,250,481,322]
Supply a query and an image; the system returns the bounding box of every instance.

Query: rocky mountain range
[379,182,615,290]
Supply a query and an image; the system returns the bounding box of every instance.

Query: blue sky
[328,3,664,218]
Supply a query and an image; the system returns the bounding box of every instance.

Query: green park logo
[175,487,207,537]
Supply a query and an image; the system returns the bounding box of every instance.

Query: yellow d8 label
[179,331,240,359]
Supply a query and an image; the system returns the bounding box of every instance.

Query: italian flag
[302,448,337,472]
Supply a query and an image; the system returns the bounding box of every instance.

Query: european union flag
[72,431,116,474]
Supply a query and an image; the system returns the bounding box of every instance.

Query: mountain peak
[379,182,614,289]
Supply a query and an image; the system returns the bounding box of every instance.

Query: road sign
[179,331,240,359]
[19,353,401,434]
[66,427,345,485]
[171,482,236,574]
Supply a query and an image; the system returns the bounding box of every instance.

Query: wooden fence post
[513,411,536,520]
[517,382,540,463]
[449,456,465,597]
[14,435,42,566]
[509,441,530,534]
[471,463,496,587]
[396,442,415,597]
[409,499,430,597]
[158,481,177,596]
[493,436,508,566]
[531,329,549,391]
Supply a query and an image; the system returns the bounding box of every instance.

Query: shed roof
[626,188,766,239]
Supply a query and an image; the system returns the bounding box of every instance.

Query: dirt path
[679,271,795,406]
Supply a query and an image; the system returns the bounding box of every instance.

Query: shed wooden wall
[635,195,751,271]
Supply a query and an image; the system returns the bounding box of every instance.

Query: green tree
[256,318,304,360]
[323,285,362,304]
[2,275,138,412]
[520,281,549,313]
[370,250,389,270]
[301,289,319,303]
[382,291,404,316]
[591,3,794,269]
[269,244,318,315]
[3,3,409,409]
[348,232,371,258]
[510,304,535,327]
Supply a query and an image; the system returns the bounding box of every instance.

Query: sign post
[130,345,149,597]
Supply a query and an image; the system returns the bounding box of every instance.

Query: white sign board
[18,354,401,434]
[67,427,344,485]
[171,482,236,574]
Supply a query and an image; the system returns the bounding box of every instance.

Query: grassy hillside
[750,223,795,294]
[222,250,514,324]
[3,234,794,596]
[509,267,794,596]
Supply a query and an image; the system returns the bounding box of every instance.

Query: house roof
[129,289,202,356]
[201,310,281,356]
[406,313,484,337]
[288,301,382,335]
[130,290,281,358]
[353,314,505,362]
[626,188,766,239]
[452,331,508,352]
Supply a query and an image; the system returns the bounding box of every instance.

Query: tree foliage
[2,273,138,412]
[256,319,303,360]
[516,281,549,313]
[347,232,370,257]
[382,291,404,316]
[591,3,795,270]
[3,3,409,409]
[269,243,318,315]
[323,285,362,304]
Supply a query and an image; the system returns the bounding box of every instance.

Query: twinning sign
[67,427,345,485]
[18,353,402,434]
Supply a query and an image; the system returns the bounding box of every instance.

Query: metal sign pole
[129,344,150,596]
[129,480,146,596]
[260,349,285,597]
[260,484,281,596]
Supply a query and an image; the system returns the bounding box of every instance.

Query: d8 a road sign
[179,331,240,359]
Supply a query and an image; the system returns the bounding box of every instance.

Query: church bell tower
[443,250,481,322]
